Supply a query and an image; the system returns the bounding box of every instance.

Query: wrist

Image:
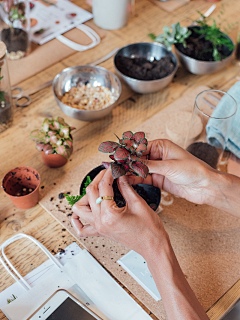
[203,168,240,215]
[141,229,172,264]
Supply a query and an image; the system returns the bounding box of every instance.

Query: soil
[187,142,219,169]
[80,165,161,211]
[1,28,28,53]
[14,185,35,197]
[115,55,175,80]
[0,93,12,133]
[175,27,232,61]
[113,180,156,209]
[236,43,240,61]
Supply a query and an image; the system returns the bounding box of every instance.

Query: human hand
[129,139,217,205]
[71,168,168,259]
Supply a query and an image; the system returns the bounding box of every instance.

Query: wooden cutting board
[40,85,240,320]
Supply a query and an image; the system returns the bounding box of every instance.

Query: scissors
[12,80,53,108]
[11,47,120,108]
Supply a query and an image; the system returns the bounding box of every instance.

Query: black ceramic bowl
[80,165,161,211]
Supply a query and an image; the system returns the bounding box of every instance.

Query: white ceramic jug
[93,0,131,30]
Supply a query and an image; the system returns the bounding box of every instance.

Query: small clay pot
[41,151,68,168]
[2,167,41,209]
[80,165,161,211]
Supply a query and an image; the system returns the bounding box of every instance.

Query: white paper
[118,250,161,301]
[0,242,82,309]
[64,250,152,320]
[29,0,93,44]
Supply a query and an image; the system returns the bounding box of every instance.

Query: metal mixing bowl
[52,65,122,121]
[114,42,178,94]
[174,27,234,75]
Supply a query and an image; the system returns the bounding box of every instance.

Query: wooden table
[1,0,240,319]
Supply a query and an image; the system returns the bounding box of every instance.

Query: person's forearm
[142,235,209,320]
[204,169,240,217]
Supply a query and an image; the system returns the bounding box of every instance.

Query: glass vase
[0,0,31,60]
[0,40,13,133]
[185,89,237,170]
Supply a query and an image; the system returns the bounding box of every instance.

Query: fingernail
[71,218,80,236]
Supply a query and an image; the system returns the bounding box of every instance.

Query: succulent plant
[30,117,75,159]
[149,23,191,51]
[98,131,149,179]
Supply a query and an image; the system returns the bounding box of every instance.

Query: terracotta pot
[41,151,68,168]
[2,166,41,209]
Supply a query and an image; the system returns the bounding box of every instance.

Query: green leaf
[64,176,92,206]
[148,33,156,41]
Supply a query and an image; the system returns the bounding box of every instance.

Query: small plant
[65,176,92,206]
[30,117,75,159]
[7,294,17,304]
[8,2,26,26]
[98,131,149,179]
[149,11,235,61]
[149,23,191,51]
[194,12,235,61]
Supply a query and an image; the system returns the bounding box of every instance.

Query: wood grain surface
[1,0,240,319]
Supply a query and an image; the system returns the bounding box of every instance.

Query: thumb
[118,175,143,206]
[141,159,179,177]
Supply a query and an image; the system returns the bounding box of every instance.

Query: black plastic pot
[80,165,161,211]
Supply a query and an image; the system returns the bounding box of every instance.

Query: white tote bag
[0,233,152,320]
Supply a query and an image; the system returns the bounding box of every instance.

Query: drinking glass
[185,89,237,169]
[0,40,13,133]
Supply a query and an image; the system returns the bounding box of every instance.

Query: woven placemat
[40,85,240,319]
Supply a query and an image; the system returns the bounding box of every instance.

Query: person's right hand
[129,139,218,205]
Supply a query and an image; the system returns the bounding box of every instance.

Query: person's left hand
[71,168,168,258]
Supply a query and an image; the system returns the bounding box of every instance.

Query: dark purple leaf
[98,141,119,153]
[133,132,145,143]
[122,131,133,140]
[114,147,130,161]
[141,138,148,146]
[130,160,149,178]
[129,154,138,161]
[123,138,134,148]
[136,143,147,153]
[111,163,126,179]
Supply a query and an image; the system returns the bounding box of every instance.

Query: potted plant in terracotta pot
[30,117,75,168]
[0,0,30,60]
[149,12,235,75]
[2,166,41,209]
[65,131,161,210]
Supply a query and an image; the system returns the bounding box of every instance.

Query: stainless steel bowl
[174,29,234,75]
[52,65,122,121]
[114,42,178,94]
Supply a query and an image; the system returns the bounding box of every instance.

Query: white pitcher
[93,0,132,30]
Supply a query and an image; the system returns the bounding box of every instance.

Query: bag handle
[0,233,62,292]
[56,24,100,51]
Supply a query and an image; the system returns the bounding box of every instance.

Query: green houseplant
[66,131,161,210]
[149,12,235,74]
[30,117,75,168]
